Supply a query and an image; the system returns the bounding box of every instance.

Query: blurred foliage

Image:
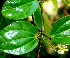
[0,0,70,58]
[63,0,70,6]
[50,0,58,10]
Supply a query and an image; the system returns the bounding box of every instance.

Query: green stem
[43,32,49,38]
[32,14,41,31]
[32,14,49,38]
[37,0,44,58]
[32,0,51,58]
[42,38,55,49]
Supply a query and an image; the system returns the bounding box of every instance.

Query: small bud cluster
[54,44,68,54]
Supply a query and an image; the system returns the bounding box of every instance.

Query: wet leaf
[2,0,38,19]
[51,15,70,45]
[0,21,38,55]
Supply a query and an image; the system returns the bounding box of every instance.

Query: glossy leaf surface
[51,15,70,45]
[0,21,38,55]
[2,0,38,19]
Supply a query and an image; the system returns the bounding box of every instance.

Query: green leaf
[0,12,6,31]
[34,7,52,37]
[2,0,38,19]
[0,21,38,55]
[51,15,70,45]
[34,6,42,29]
[5,18,28,25]
[44,13,52,37]
[63,0,70,6]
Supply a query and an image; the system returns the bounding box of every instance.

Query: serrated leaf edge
[51,15,70,35]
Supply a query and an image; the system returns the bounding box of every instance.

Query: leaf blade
[2,1,38,19]
[0,21,38,55]
[51,15,70,44]
[3,39,38,55]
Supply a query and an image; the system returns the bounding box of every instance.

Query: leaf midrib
[1,37,37,50]
[53,19,70,35]
[3,1,36,11]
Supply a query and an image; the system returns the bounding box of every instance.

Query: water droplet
[14,1,15,2]
[8,14,12,16]
[66,20,70,24]
[7,1,10,3]
[10,41,16,44]
[10,24,11,26]
[3,10,5,11]
[20,9,22,11]
[11,2,14,3]
[16,21,18,22]
[5,30,18,39]
[16,7,19,10]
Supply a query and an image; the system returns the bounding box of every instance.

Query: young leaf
[0,21,38,55]
[34,7,52,37]
[2,0,38,19]
[34,6,42,29]
[51,15,70,45]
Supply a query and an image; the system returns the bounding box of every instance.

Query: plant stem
[32,14,41,31]
[37,0,44,58]
[42,38,55,49]
[32,14,49,38]
[32,14,51,57]
[37,37,42,58]
[62,7,68,16]
[32,0,50,58]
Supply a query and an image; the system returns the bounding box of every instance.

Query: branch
[62,7,68,16]
[32,14,41,31]
[37,0,44,58]
[32,14,49,38]
[32,1,50,58]
[42,38,54,49]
